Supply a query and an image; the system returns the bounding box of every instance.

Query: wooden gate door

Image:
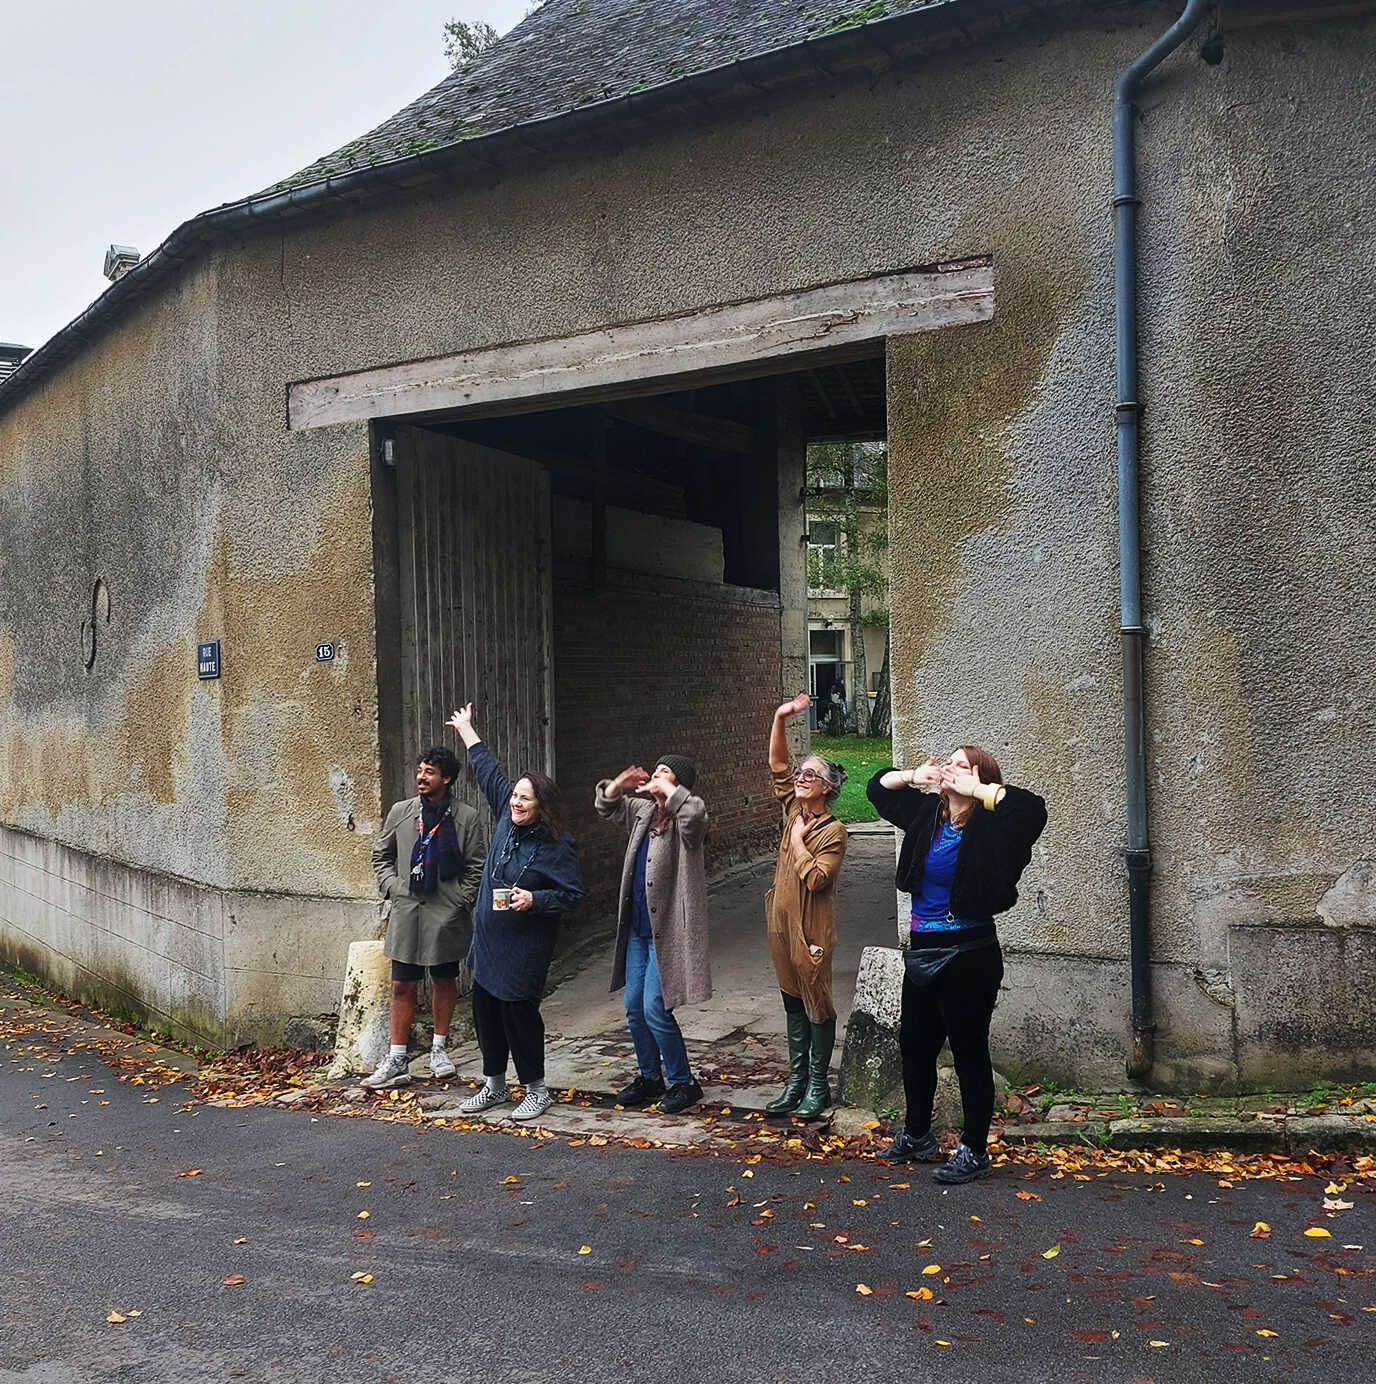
[390,425,554,814]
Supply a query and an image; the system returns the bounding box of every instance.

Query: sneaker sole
[361,1074,413,1090]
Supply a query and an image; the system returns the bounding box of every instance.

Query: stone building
[1,0,1372,1087]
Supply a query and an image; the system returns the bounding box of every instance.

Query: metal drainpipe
[1114,0,1211,1081]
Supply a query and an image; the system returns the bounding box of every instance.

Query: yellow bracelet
[979,783,1001,811]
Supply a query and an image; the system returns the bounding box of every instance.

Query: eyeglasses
[792,768,822,783]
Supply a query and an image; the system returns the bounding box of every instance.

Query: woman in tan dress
[764,692,848,1119]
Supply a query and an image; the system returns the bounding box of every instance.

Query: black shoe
[614,1074,665,1106]
[932,1142,993,1184]
[657,1080,703,1115]
[881,1128,941,1162]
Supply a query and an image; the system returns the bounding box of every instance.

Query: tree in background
[806,441,889,737]
[443,18,500,68]
[444,2,545,69]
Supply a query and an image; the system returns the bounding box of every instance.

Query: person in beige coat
[764,693,848,1120]
[595,754,710,1115]
[363,745,486,1090]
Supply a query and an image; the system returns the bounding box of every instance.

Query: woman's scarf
[409,794,463,896]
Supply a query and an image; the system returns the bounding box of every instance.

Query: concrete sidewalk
[411,826,900,1139]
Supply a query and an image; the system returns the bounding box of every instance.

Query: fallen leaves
[578,1245,592,1255]
[922,1264,942,1276]
[906,1287,934,1301]
[222,1274,247,1287]
[855,1283,873,1295]
[1250,1222,1271,1238]
[1042,1246,1061,1260]
[350,1272,373,1284]
[177,1168,202,1178]
[1304,1227,1332,1238]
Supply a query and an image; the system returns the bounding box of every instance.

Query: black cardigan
[866,769,1047,920]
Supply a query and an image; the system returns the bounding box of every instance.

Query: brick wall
[552,586,784,915]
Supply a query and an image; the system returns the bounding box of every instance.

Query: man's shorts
[391,959,465,982]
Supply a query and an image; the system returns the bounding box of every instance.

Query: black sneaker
[615,1074,666,1106]
[880,1128,941,1162]
[657,1080,703,1115]
[932,1142,993,1184]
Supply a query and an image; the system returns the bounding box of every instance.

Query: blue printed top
[911,819,965,931]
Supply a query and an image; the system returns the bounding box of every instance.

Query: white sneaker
[459,1081,510,1114]
[361,1053,412,1090]
[511,1086,552,1121]
[429,1047,457,1080]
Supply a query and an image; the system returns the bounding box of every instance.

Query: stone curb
[993,1114,1376,1157]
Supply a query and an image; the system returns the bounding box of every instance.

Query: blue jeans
[623,932,692,1087]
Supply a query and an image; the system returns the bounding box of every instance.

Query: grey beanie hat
[656,754,697,791]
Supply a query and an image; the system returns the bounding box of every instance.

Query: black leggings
[899,944,1004,1156]
[471,980,545,1085]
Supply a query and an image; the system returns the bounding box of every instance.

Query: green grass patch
[811,733,892,822]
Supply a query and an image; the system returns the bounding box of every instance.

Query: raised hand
[447,703,480,748]
[614,765,651,793]
[911,756,941,789]
[774,692,811,721]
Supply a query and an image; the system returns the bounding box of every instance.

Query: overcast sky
[2,0,529,353]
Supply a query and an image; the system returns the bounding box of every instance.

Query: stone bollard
[839,946,905,1112]
[328,940,393,1080]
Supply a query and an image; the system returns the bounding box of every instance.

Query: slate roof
[264,0,955,193]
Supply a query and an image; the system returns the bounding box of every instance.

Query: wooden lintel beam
[603,398,758,455]
[288,262,994,431]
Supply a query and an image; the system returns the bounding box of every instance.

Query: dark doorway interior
[374,358,886,911]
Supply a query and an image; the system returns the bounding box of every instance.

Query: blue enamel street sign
[197,641,221,680]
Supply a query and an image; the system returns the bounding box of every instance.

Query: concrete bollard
[839,946,906,1111]
[327,940,393,1080]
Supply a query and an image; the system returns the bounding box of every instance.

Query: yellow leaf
[1148,1340,1169,1348]
[178,1169,202,1177]
[853,1199,868,1206]
[863,1120,880,1130]
[356,1181,371,1188]
[503,1176,520,1184]
[935,1340,950,1347]
[351,1272,374,1284]
[906,1287,934,1301]
[855,1283,873,1295]
[127,1310,141,1318]
[1187,1238,1204,1245]
[1042,1246,1061,1259]
[106,1311,126,1324]
[1326,1181,1347,1194]
[578,1245,592,1255]
[1250,1222,1271,1238]
[233,1237,247,1245]
[357,1210,370,1219]
[1304,1227,1332,1238]
[1256,1329,1278,1337]
[922,1264,942,1275]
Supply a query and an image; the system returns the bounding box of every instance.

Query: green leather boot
[792,1019,836,1120]
[765,1010,811,1114]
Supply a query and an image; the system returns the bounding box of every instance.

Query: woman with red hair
[867,746,1046,1183]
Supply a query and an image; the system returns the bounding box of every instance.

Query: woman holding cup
[447,703,585,1122]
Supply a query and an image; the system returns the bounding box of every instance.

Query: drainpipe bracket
[1124,848,1151,871]
[1114,400,1142,417]
[1112,194,1141,209]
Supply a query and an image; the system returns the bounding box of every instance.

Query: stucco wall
[1,2,1371,1072]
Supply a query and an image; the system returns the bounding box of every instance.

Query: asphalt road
[3,992,1375,1384]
